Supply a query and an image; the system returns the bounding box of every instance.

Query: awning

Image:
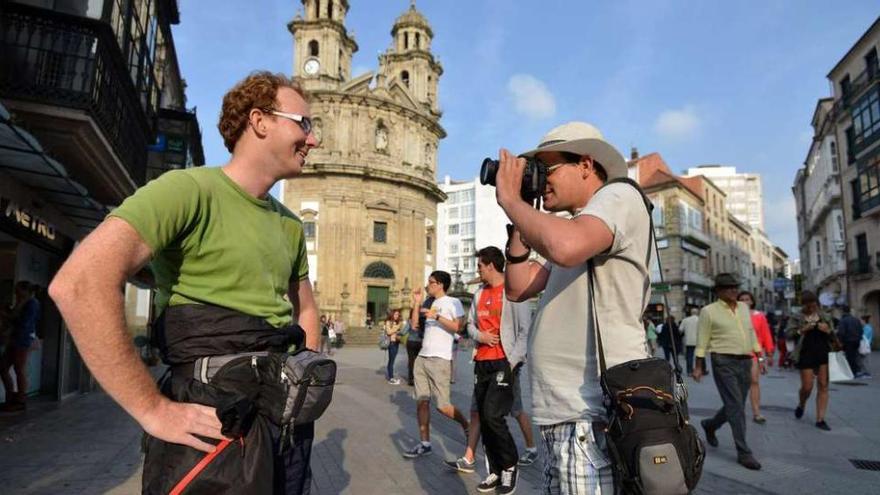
[0,101,109,232]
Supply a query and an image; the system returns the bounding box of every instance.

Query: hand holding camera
[481,148,547,206]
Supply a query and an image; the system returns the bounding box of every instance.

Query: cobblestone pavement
[1,345,878,494]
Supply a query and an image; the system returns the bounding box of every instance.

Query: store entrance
[0,231,67,403]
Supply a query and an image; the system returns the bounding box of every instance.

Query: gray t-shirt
[529,182,652,426]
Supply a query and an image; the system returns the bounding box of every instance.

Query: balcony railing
[842,60,880,107]
[848,256,873,276]
[0,4,151,185]
[679,224,711,247]
[682,270,714,288]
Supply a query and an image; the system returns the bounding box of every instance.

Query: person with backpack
[496,122,651,493]
[48,72,320,494]
[694,273,763,470]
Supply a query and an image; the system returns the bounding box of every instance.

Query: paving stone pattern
[1,348,879,494]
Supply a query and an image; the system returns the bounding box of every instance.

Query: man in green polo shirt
[49,72,319,493]
[693,273,763,471]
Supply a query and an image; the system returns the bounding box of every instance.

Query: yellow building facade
[282,1,445,326]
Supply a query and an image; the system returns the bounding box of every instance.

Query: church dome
[392,3,432,38]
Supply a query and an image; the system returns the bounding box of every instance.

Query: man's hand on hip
[139,398,228,453]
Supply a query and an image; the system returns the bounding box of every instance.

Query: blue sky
[172,0,880,259]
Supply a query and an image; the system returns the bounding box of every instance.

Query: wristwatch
[505,223,531,264]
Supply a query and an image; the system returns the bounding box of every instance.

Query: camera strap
[587,178,683,379]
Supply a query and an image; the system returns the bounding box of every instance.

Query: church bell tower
[289,0,358,90]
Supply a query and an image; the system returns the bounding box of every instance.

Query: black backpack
[590,178,705,494]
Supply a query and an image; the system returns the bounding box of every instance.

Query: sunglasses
[262,108,313,135]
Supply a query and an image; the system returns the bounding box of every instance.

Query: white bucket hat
[520,121,627,180]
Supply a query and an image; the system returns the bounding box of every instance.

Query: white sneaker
[476,473,499,493]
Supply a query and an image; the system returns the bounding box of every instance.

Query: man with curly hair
[49,71,319,494]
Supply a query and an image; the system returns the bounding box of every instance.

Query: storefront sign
[0,195,69,251]
[3,197,55,241]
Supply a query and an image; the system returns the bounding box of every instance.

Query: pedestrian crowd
[26,70,875,495]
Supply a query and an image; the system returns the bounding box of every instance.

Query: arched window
[327,0,333,19]
[401,70,410,87]
[404,32,409,50]
[309,40,319,57]
[364,262,395,279]
[416,33,421,48]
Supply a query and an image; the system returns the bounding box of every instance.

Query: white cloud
[653,105,701,141]
[507,74,556,120]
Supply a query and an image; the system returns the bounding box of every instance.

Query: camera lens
[480,158,498,186]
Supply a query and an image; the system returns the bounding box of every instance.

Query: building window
[851,88,880,154]
[830,141,839,172]
[752,262,756,275]
[857,153,880,212]
[416,32,421,48]
[841,75,852,99]
[856,234,869,272]
[401,70,410,87]
[373,221,387,243]
[460,222,475,237]
[448,207,459,219]
[304,221,316,238]
[652,202,665,237]
[448,224,459,235]
[846,126,856,165]
[404,32,409,50]
[309,40,319,57]
[815,240,822,267]
[449,242,459,254]
[866,47,878,77]
[462,239,475,255]
[851,179,862,219]
[363,261,394,279]
[426,234,433,253]
[327,0,334,19]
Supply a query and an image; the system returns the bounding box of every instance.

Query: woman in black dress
[786,291,835,430]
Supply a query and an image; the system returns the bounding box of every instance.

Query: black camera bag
[590,178,704,494]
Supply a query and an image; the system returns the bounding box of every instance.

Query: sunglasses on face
[262,108,313,135]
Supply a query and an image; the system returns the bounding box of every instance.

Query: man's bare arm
[49,218,224,452]
[505,257,550,302]
[290,277,319,350]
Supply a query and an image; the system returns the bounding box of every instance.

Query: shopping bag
[828,351,854,382]
[328,328,337,344]
[859,338,871,356]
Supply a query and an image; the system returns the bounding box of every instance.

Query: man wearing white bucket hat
[497,122,652,494]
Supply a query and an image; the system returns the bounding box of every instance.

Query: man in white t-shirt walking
[403,270,469,459]
[497,122,652,494]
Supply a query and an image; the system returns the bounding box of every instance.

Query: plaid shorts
[540,421,614,495]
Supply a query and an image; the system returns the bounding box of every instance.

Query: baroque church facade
[282,0,445,326]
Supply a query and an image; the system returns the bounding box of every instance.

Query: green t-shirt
[109,167,309,328]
